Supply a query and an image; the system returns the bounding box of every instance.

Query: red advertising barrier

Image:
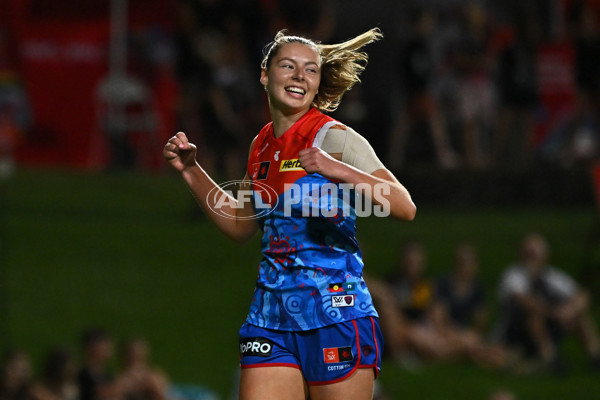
[16,20,110,167]
[7,0,176,169]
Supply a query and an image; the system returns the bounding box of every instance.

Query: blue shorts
[239,317,383,385]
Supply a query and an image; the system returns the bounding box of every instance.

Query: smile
[285,86,306,96]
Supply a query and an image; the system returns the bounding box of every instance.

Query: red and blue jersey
[246,108,378,331]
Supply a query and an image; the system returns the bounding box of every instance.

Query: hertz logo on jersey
[279,159,304,172]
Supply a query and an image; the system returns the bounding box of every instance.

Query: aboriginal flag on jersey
[245,108,378,331]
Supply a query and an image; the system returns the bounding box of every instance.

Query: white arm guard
[319,127,385,174]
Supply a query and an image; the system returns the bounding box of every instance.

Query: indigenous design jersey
[246,108,378,331]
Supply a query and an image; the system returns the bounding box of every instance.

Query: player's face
[261,42,321,115]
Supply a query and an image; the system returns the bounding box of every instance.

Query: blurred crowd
[4,233,595,400]
[0,0,599,173]
[0,330,174,400]
[368,232,600,377]
[170,0,600,176]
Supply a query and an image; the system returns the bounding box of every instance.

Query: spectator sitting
[435,242,487,332]
[0,349,33,400]
[370,241,506,369]
[387,240,435,324]
[432,243,509,369]
[31,347,79,400]
[494,233,600,371]
[77,328,118,400]
[368,240,442,366]
[114,338,168,400]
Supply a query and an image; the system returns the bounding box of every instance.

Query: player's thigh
[239,366,308,400]
[309,368,374,400]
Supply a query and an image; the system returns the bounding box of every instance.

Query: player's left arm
[299,128,416,221]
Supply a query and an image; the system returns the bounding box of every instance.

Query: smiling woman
[260,42,322,122]
[164,28,416,400]
[261,29,382,116]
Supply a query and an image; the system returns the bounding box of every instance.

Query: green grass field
[1,169,599,399]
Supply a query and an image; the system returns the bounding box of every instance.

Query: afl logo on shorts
[239,337,274,357]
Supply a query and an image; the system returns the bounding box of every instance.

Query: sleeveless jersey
[246,107,378,331]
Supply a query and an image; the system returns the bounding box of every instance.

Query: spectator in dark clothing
[369,241,507,369]
[435,242,487,332]
[31,347,79,400]
[77,328,116,400]
[494,11,541,167]
[571,3,600,163]
[388,8,457,169]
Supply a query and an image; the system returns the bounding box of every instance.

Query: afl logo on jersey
[279,159,304,172]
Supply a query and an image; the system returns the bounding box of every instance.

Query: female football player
[164,28,416,400]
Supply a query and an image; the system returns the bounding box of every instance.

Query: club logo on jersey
[239,337,275,357]
[279,159,303,172]
[251,161,271,180]
[331,295,355,308]
[323,346,353,363]
[327,282,357,293]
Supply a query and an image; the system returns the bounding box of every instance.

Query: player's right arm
[163,132,259,243]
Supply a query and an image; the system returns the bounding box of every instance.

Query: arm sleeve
[319,126,385,174]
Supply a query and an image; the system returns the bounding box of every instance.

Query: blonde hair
[261,28,383,112]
